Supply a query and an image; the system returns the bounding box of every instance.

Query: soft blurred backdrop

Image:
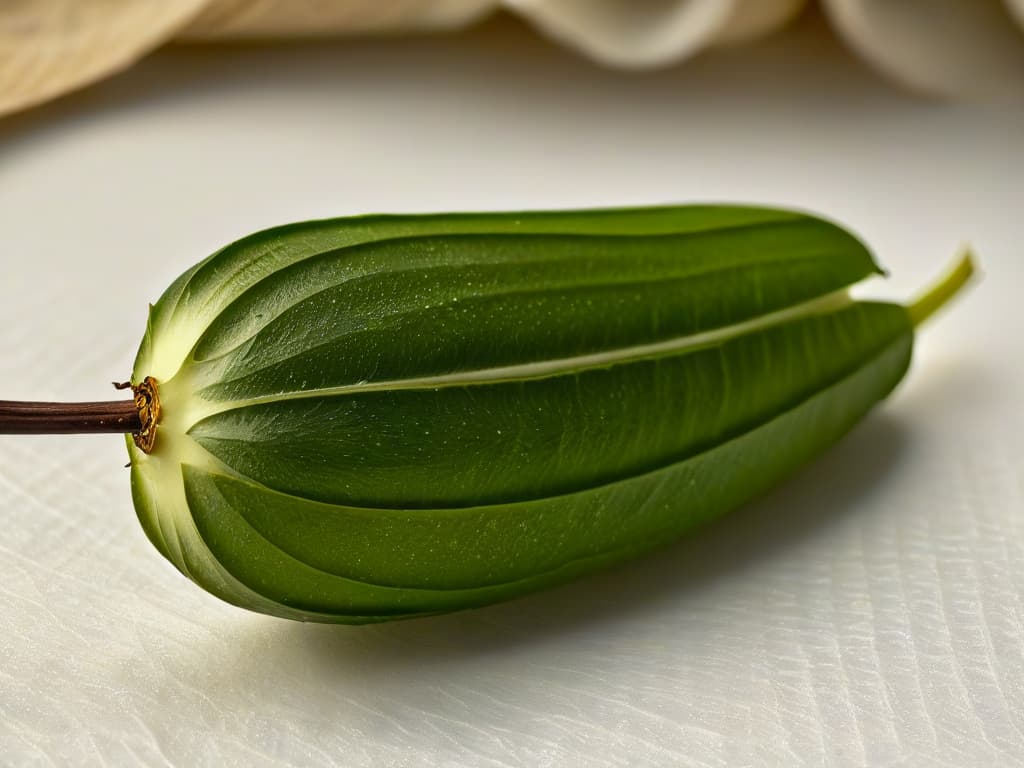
[3,0,1024,115]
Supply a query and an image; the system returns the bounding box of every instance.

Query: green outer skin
[127,205,913,623]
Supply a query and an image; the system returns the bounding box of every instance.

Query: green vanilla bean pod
[0,206,974,623]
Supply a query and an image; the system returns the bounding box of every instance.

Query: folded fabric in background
[2,0,1023,117]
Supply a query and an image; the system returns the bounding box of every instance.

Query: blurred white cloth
[2,0,1023,117]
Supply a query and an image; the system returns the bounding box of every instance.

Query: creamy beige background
[1,12,1023,767]
[2,0,1024,117]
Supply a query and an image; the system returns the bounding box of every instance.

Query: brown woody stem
[0,399,141,434]
[0,377,160,453]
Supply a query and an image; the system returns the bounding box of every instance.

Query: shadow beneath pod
[256,407,909,672]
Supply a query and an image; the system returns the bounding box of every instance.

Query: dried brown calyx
[132,376,160,453]
[116,377,160,453]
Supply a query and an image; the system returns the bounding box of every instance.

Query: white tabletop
[2,11,1022,767]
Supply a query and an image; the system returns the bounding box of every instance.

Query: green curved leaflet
[126,205,958,623]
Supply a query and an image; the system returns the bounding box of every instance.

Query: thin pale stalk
[908,249,977,327]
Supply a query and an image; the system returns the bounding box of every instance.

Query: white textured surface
[1,12,1023,767]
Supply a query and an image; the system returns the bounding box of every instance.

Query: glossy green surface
[128,205,915,623]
